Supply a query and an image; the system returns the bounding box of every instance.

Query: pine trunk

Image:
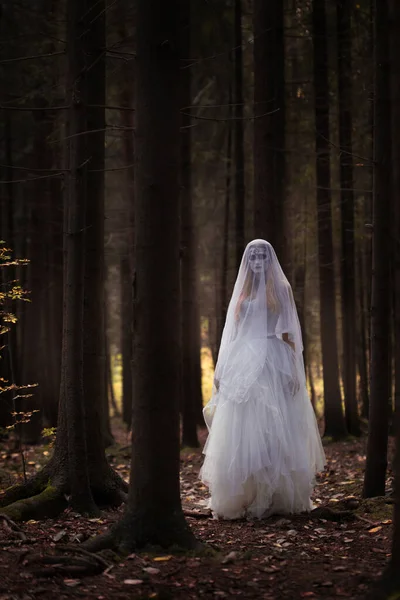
[253,0,285,263]
[363,0,391,498]
[390,0,400,576]
[234,0,245,270]
[337,0,360,436]
[312,0,347,439]
[62,0,97,514]
[180,1,202,447]
[120,83,135,430]
[105,0,197,549]
[83,0,109,447]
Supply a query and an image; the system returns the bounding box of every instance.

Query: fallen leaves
[368,526,382,534]
[0,431,394,600]
[143,567,160,575]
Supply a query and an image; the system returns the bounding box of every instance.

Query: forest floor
[0,421,395,600]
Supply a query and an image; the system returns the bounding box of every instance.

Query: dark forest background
[0,0,400,591]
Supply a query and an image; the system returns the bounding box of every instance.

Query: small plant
[0,242,30,480]
[41,427,57,448]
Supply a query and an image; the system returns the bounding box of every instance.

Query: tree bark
[180,0,202,448]
[358,247,370,419]
[337,0,360,436]
[0,114,17,430]
[120,256,133,428]
[86,0,197,551]
[220,83,233,346]
[83,0,110,448]
[253,0,286,264]
[363,0,391,498]
[312,0,347,439]
[390,0,400,577]
[120,78,135,430]
[62,0,98,515]
[234,0,245,270]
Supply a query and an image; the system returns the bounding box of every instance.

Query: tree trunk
[312,0,347,439]
[0,114,17,430]
[363,0,391,498]
[86,0,197,551]
[358,247,370,418]
[120,80,135,431]
[62,0,98,515]
[220,85,233,346]
[253,0,286,264]
[83,0,110,448]
[234,0,245,270]
[180,1,202,447]
[390,0,400,578]
[0,0,127,521]
[120,256,133,428]
[337,0,360,436]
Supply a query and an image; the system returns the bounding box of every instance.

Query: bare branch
[0,51,65,64]
[0,172,64,185]
[0,104,69,111]
[180,108,279,122]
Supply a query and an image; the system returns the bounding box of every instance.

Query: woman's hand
[282,332,295,352]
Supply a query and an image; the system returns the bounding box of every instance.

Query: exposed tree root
[84,510,201,554]
[0,485,67,521]
[0,513,27,540]
[310,506,355,522]
[83,530,118,553]
[0,459,128,521]
[0,467,51,508]
[25,549,110,578]
[183,509,212,519]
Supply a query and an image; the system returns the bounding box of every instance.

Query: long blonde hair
[235,270,279,321]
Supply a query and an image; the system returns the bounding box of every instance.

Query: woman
[200,239,326,519]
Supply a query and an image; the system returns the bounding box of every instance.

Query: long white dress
[200,240,326,520]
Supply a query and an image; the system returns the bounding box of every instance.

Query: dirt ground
[0,425,395,600]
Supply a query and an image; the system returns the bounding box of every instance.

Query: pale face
[248,246,269,274]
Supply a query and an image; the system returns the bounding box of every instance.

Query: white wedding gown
[200,243,326,520]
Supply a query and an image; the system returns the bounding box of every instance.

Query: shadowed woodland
[0,0,400,598]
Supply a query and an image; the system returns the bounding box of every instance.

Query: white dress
[200,296,326,520]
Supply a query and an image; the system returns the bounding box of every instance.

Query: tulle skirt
[199,338,326,520]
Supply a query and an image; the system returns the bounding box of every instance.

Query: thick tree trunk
[83,0,109,448]
[337,0,360,436]
[0,114,17,430]
[180,1,202,447]
[358,248,370,419]
[253,0,285,264]
[390,0,400,580]
[234,0,245,270]
[120,81,135,430]
[62,0,98,515]
[120,256,133,428]
[86,0,197,551]
[312,0,347,439]
[363,0,391,498]
[220,86,233,345]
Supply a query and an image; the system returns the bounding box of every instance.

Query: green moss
[356,496,393,521]
[322,434,357,445]
[0,504,23,521]
[0,482,66,521]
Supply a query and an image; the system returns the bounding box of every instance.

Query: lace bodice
[240,297,279,336]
